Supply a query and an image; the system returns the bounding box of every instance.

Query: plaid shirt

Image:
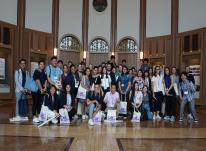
[179,80,196,102]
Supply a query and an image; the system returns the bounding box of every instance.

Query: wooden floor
[0,102,206,151]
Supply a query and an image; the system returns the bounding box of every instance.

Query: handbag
[93,111,102,125]
[19,94,29,116]
[131,110,141,122]
[76,84,87,99]
[107,109,116,123]
[39,94,49,122]
[59,108,70,124]
[25,75,38,92]
[119,94,127,114]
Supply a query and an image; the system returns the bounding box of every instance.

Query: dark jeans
[165,95,176,117]
[153,92,163,112]
[31,91,43,116]
[68,108,76,120]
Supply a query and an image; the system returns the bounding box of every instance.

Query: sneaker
[21,117,29,121]
[88,119,94,126]
[187,114,193,120]
[179,118,183,122]
[194,119,199,123]
[170,116,175,122]
[164,116,170,120]
[153,115,156,120]
[156,115,161,120]
[9,116,21,122]
[73,115,79,119]
[82,115,87,120]
[33,117,40,123]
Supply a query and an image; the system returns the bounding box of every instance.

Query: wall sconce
[140,51,144,60]
[83,51,87,59]
[53,48,58,56]
[111,52,115,56]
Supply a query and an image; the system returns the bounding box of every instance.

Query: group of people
[9,55,198,126]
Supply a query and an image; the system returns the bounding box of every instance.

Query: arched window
[59,35,81,51]
[118,38,138,52]
[89,38,109,52]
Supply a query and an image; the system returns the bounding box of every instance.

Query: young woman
[44,85,60,124]
[90,66,101,91]
[133,69,145,90]
[129,82,143,116]
[86,84,104,126]
[151,66,164,120]
[80,67,92,120]
[100,66,111,95]
[171,67,180,96]
[59,84,76,120]
[163,67,176,122]
[62,64,70,91]
[144,71,152,93]
[118,66,131,116]
[148,67,153,79]
[141,85,153,120]
[32,60,47,123]
[179,72,198,122]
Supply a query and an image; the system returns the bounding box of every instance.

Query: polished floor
[0,102,206,151]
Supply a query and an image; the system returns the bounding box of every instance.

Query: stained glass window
[60,35,80,51]
[89,38,109,52]
[118,38,138,52]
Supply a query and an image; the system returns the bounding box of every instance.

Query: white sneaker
[187,114,193,120]
[73,115,79,119]
[82,115,86,120]
[33,117,40,123]
[156,115,161,120]
[88,119,94,126]
[164,116,170,120]
[153,115,156,120]
[9,116,21,122]
[170,116,175,122]
[21,117,29,121]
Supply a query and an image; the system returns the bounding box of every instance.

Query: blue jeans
[15,91,23,116]
[141,103,153,120]
[86,103,95,119]
[180,98,197,120]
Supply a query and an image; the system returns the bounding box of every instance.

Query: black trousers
[153,92,163,112]
[165,95,176,116]
[31,91,43,116]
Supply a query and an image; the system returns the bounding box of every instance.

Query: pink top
[103,91,120,108]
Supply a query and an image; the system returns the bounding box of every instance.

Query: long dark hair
[121,65,128,76]
[85,67,92,80]
[101,66,109,79]
[154,66,160,77]
[130,82,140,101]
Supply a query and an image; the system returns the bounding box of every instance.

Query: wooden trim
[110,0,117,53]
[52,0,59,48]
[82,0,89,52]
[140,0,146,52]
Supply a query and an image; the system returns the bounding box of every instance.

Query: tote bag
[76,84,87,99]
[93,111,102,125]
[131,110,141,122]
[25,75,38,92]
[39,94,49,122]
[107,110,117,123]
[59,108,70,124]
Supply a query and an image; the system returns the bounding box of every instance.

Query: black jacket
[44,94,59,111]
[58,92,75,109]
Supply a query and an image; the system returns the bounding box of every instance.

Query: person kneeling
[86,84,104,126]
[59,84,76,121]
[44,85,60,124]
[103,84,120,118]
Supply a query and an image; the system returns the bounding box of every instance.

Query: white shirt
[151,74,164,93]
[133,91,143,104]
[104,91,120,108]
[101,74,111,90]
[66,94,72,106]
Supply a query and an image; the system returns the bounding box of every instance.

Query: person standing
[10,59,30,122]
[32,60,47,123]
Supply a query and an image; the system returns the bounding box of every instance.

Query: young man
[86,84,104,126]
[140,58,150,72]
[179,72,198,122]
[46,56,63,92]
[103,84,120,115]
[10,59,30,122]
[32,60,47,123]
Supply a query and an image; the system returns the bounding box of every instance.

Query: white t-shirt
[133,91,143,104]
[66,94,72,106]
[151,74,164,93]
[101,74,111,90]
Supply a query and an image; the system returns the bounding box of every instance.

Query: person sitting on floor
[86,84,104,126]
[103,84,120,117]
[58,84,76,121]
[44,85,60,124]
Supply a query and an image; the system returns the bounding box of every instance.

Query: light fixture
[83,51,87,59]
[111,52,114,56]
[53,48,58,56]
[140,51,144,60]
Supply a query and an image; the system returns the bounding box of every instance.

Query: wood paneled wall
[117,53,138,68]
[59,50,80,66]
